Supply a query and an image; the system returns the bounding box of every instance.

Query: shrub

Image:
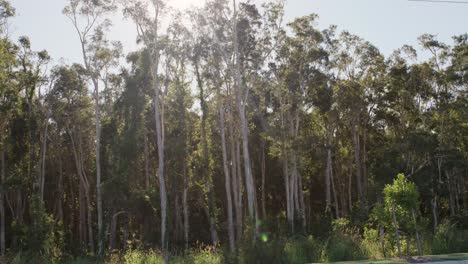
[240,238,284,264]
[432,220,468,254]
[283,235,321,264]
[192,247,222,264]
[361,227,385,260]
[322,218,367,262]
[123,249,164,264]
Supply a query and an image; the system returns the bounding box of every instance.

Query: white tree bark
[229,108,242,243]
[70,129,94,253]
[219,102,235,251]
[151,60,168,257]
[232,0,257,233]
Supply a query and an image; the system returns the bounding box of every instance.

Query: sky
[9,0,468,66]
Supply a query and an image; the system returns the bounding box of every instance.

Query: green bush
[322,218,367,262]
[123,249,164,264]
[284,235,322,264]
[361,227,385,260]
[192,247,222,264]
[323,234,366,262]
[240,238,284,264]
[432,220,468,254]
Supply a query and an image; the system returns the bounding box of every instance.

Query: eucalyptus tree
[0,0,14,36]
[122,0,170,258]
[0,1,16,254]
[188,10,220,245]
[332,31,384,203]
[271,14,329,230]
[205,0,285,238]
[162,15,194,248]
[48,64,95,252]
[63,0,120,255]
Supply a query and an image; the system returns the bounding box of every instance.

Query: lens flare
[261,233,268,243]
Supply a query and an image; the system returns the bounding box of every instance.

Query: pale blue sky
[9,0,468,65]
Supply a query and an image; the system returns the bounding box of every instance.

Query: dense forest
[0,0,467,263]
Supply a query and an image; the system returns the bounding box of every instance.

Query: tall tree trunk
[431,194,438,232]
[291,152,299,219]
[283,150,293,232]
[70,129,94,253]
[455,173,461,213]
[326,146,332,213]
[235,140,243,242]
[0,148,5,255]
[56,150,64,224]
[79,184,86,248]
[196,63,218,245]
[220,103,235,251]
[261,141,266,220]
[148,35,169,258]
[174,192,181,242]
[239,103,256,232]
[412,208,422,256]
[154,67,168,257]
[40,121,49,202]
[392,203,401,257]
[340,182,347,217]
[78,132,94,253]
[446,171,455,216]
[298,170,306,230]
[462,170,467,211]
[348,171,352,212]
[183,169,189,250]
[86,189,95,253]
[69,170,76,245]
[144,126,150,189]
[229,111,242,243]
[362,127,368,197]
[352,124,363,201]
[330,163,339,219]
[93,78,104,256]
[233,0,257,233]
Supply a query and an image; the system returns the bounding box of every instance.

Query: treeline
[0,0,467,262]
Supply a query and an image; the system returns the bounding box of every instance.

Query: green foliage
[361,227,385,260]
[191,247,222,264]
[322,219,367,262]
[123,249,164,264]
[432,220,468,254]
[383,174,419,210]
[239,235,322,264]
[26,194,62,260]
[0,0,467,262]
[282,236,322,264]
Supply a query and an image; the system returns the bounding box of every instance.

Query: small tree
[382,173,423,257]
